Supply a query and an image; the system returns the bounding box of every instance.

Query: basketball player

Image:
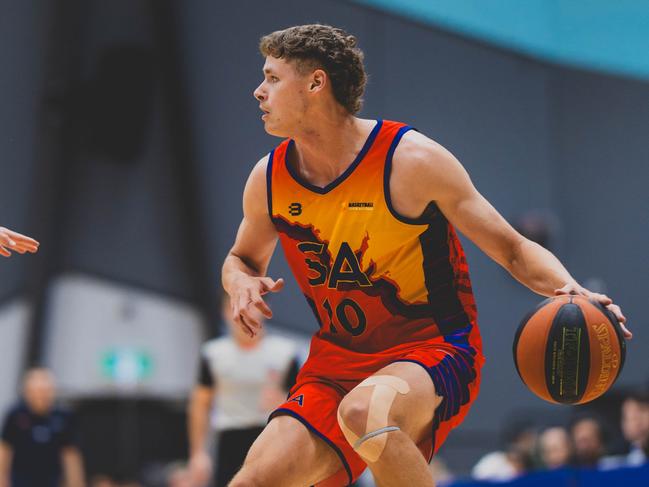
[0,226,39,257]
[222,25,631,487]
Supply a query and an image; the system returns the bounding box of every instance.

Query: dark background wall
[0,0,647,473]
[0,2,48,300]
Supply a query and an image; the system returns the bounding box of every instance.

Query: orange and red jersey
[267,120,483,383]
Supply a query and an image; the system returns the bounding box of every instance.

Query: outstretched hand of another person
[555,283,631,339]
[230,276,284,337]
[0,227,39,257]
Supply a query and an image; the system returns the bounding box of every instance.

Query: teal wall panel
[353,0,649,80]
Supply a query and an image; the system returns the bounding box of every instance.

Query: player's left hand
[555,282,631,339]
[0,227,39,257]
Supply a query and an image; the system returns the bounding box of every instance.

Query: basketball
[513,295,626,405]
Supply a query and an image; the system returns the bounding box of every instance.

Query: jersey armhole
[266,149,275,220]
[383,126,430,225]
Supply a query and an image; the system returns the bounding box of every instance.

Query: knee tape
[338,375,410,462]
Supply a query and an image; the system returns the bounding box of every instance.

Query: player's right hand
[230,276,284,337]
[0,227,39,257]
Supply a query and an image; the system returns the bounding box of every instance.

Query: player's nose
[253,83,265,101]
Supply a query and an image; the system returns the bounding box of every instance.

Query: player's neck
[289,113,375,188]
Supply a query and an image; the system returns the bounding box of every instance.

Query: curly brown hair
[259,24,367,114]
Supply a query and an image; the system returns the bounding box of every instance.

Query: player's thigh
[338,361,440,444]
[231,414,342,487]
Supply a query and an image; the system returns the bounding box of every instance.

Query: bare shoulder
[243,154,271,216]
[390,130,471,217]
[247,154,271,193]
[392,130,460,183]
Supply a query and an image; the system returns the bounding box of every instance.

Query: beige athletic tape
[338,375,410,462]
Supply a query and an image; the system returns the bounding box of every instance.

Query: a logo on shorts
[288,394,304,407]
[289,203,302,216]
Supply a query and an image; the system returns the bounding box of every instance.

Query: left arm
[391,131,630,337]
[61,447,85,487]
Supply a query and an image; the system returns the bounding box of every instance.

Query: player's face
[253,56,310,137]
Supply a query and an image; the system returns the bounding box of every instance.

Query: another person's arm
[187,355,216,486]
[392,131,630,338]
[0,442,12,487]
[222,156,284,336]
[0,410,17,487]
[61,447,85,487]
[0,227,39,257]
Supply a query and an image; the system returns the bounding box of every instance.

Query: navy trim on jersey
[283,120,383,195]
[266,149,275,219]
[269,408,353,486]
[418,208,473,335]
[383,125,431,225]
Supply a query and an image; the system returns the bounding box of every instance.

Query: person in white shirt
[187,294,299,487]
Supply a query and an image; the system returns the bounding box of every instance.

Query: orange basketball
[513,295,626,405]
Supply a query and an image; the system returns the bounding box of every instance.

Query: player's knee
[337,394,370,441]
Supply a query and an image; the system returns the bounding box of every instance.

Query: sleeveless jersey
[267,120,480,377]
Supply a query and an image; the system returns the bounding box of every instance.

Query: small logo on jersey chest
[347,201,374,211]
[289,202,302,216]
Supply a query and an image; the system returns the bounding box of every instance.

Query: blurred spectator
[0,368,85,487]
[429,457,453,484]
[601,390,649,469]
[471,420,537,480]
[621,391,649,465]
[569,414,607,468]
[539,426,573,469]
[187,294,299,487]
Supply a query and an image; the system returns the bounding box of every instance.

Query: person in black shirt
[0,368,85,487]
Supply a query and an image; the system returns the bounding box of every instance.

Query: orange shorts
[269,328,484,486]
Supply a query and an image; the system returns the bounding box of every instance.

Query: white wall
[44,274,206,399]
[0,299,31,415]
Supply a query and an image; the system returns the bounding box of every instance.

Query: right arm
[187,384,215,486]
[187,354,217,487]
[188,385,215,458]
[222,156,283,336]
[0,442,12,487]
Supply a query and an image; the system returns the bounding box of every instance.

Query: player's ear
[309,69,327,93]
